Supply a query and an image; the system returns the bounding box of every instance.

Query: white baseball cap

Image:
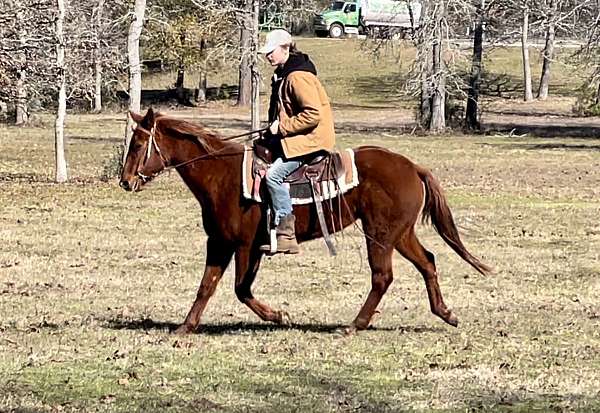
[259,29,292,54]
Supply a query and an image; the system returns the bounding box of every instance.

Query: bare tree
[251,0,260,129]
[92,0,105,112]
[407,0,481,132]
[15,9,29,125]
[15,70,28,125]
[429,3,446,132]
[573,1,600,109]
[537,0,557,100]
[237,0,253,107]
[123,0,146,162]
[413,0,451,132]
[466,0,485,130]
[521,6,534,101]
[537,0,594,99]
[55,0,68,182]
[0,1,54,125]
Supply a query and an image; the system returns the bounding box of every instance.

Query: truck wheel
[329,23,344,38]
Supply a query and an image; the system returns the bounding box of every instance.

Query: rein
[220,127,269,141]
[133,122,263,182]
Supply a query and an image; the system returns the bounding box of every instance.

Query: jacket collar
[275,53,317,80]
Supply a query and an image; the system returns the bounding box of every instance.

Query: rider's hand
[269,119,279,135]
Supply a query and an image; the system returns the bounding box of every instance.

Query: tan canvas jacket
[277,71,335,159]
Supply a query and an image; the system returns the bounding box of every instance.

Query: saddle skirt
[242,146,359,204]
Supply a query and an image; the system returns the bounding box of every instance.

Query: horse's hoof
[174,324,194,335]
[276,311,292,326]
[445,312,459,327]
[342,326,357,336]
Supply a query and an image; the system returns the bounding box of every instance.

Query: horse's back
[351,145,426,219]
[353,145,421,181]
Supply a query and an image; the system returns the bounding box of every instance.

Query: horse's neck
[168,136,241,209]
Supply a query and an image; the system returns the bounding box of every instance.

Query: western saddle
[252,139,346,255]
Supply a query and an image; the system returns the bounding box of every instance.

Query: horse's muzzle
[119,179,132,191]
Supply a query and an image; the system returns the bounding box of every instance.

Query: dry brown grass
[1,35,600,412]
[1,103,600,412]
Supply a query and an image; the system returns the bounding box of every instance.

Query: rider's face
[266,45,289,67]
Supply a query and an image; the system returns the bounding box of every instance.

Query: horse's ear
[145,107,156,124]
[129,111,144,124]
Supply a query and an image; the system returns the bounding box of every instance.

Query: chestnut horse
[120,108,491,335]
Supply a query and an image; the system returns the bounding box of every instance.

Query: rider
[258,29,335,255]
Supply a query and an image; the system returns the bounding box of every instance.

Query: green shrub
[100,144,124,182]
[573,83,600,117]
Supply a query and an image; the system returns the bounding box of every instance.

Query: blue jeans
[265,156,303,225]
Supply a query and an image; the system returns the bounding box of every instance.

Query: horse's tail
[416,165,492,276]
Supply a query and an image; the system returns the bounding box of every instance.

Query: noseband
[131,122,168,183]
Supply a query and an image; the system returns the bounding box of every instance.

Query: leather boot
[260,214,300,255]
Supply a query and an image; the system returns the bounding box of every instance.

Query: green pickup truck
[313,0,421,38]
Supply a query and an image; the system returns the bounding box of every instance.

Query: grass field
[1,38,600,412]
[149,37,590,107]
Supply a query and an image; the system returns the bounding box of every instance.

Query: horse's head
[120,108,167,192]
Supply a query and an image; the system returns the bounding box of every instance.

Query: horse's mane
[156,115,242,153]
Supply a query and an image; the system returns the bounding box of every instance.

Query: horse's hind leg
[234,246,290,325]
[396,230,458,327]
[349,241,394,332]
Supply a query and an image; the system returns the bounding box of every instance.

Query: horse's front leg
[175,237,234,334]
[234,246,291,325]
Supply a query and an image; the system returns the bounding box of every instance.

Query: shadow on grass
[474,71,578,100]
[481,141,600,152]
[117,85,239,107]
[483,109,580,117]
[69,135,122,144]
[0,173,52,184]
[462,391,598,413]
[352,70,578,108]
[102,317,442,335]
[335,122,416,135]
[0,173,107,185]
[255,367,600,412]
[332,102,400,110]
[250,367,402,412]
[352,73,408,106]
[482,123,600,138]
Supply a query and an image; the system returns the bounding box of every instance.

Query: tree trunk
[15,69,28,125]
[429,1,446,133]
[175,62,185,89]
[175,30,186,91]
[538,1,556,100]
[93,56,102,112]
[521,8,533,102]
[93,0,105,112]
[466,0,484,130]
[123,0,146,163]
[417,1,430,128]
[420,67,431,128]
[430,38,446,132]
[196,71,207,103]
[55,0,68,183]
[237,1,252,107]
[195,39,207,103]
[250,0,260,129]
[15,10,28,126]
